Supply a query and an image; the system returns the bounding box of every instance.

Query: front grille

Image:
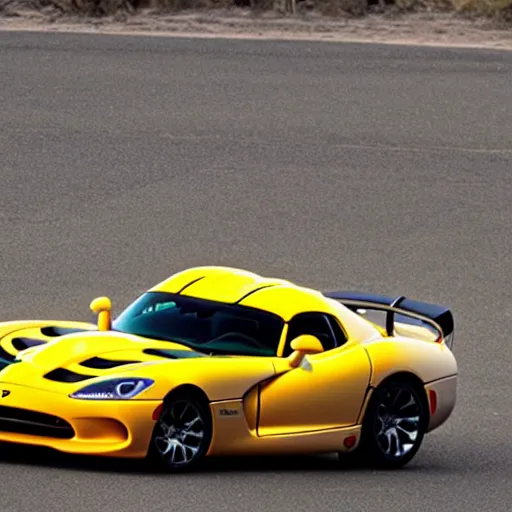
[0,405,75,439]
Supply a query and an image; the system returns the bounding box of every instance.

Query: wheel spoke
[397,415,420,424]
[183,430,203,440]
[390,389,404,408]
[396,415,420,432]
[398,395,416,412]
[374,386,422,460]
[169,442,178,463]
[391,428,405,457]
[178,441,187,461]
[179,403,190,421]
[154,400,206,467]
[184,416,201,430]
[183,443,200,455]
[383,430,393,455]
[155,436,172,455]
[396,424,418,442]
[159,421,170,431]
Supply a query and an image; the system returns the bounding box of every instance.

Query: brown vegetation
[0,0,511,23]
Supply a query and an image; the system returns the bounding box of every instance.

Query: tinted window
[113,292,285,357]
[283,313,338,356]
[326,316,348,345]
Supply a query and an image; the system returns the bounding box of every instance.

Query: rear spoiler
[323,291,454,348]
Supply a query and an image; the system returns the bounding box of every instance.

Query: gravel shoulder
[1,8,512,50]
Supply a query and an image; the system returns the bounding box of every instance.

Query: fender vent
[0,345,16,362]
[80,357,141,369]
[45,368,94,383]
[11,337,46,351]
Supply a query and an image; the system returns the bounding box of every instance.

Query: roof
[149,266,337,321]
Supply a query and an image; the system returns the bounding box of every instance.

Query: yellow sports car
[0,266,457,471]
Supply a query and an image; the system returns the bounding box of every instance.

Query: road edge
[1,11,512,52]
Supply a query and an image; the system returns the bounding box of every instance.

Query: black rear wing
[323,291,454,349]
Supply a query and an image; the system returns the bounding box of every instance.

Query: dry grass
[0,0,511,21]
[454,0,512,18]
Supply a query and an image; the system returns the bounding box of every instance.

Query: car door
[257,312,372,437]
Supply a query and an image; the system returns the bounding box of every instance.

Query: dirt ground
[1,7,512,50]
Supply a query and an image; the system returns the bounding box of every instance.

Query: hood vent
[143,348,206,359]
[40,326,90,337]
[45,368,94,383]
[80,357,141,369]
[11,337,46,351]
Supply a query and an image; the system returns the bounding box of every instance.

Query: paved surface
[0,31,511,512]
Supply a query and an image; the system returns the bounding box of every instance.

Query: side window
[326,315,348,346]
[283,313,343,357]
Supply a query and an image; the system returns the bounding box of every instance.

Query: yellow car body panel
[150,266,291,301]
[0,265,458,461]
[363,336,458,388]
[361,336,458,432]
[0,382,158,457]
[208,398,362,457]
[1,331,276,402]
[257,342,371,436]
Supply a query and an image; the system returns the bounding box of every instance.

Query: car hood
[0,325,280,400]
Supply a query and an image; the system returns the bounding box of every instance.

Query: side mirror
[287,334,324,368]
[90,296,112,331]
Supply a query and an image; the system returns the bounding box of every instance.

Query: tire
[147,391,213,472]
[340,376,429,469]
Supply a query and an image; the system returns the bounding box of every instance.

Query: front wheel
[148,392,212,472]
[340,377,428,469]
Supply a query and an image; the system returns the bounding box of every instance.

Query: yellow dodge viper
[0,266,457,471]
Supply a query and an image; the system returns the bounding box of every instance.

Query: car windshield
[112,291,285,357]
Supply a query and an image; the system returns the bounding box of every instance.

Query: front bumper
[0,383,161,458]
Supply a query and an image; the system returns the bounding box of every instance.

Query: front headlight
[70,378,154,400]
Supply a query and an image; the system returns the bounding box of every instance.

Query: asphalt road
[0,30,511,512]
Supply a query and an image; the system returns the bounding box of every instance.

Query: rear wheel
[148,392,212,472]
[340,376,428,469]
